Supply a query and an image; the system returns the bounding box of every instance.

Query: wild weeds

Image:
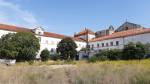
[0,59,150,84]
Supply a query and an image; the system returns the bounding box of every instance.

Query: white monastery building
[0,22,150,59]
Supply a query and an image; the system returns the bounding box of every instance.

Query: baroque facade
[0,22,150,59]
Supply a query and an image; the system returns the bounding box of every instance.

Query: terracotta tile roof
[75,28,95,37]
[0,23,85,42]
[44,32,85,42]
[90,28,150,42]
[44,32,66,39]
[0,23,32,32]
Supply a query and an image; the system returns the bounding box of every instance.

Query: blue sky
[0,0,150,36]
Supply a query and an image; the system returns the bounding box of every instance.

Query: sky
[0,0,150,36]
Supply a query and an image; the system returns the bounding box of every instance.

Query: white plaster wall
[88,34,95,40]
[36,36,86,58]
[124,33,150,44]
[90,33,150,51]
[79,34,95,40]
[90,38,124,51]
[39,36,86,51]
[76,41,86,51]
[0,30,15,37]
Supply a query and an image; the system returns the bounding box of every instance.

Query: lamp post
[85,28,90,59]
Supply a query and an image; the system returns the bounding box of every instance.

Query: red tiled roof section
[44,32,85,42]
[90,28,150,42]
[0,23,32,32]
[0,23,85,42]
[75,28,95,37]
[44,32,65,39]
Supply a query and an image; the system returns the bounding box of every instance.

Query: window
[97,43,99,48]
[102,43,104,47]
[116,41,119,46]
[110,42,113,46]
[91,44,94,50]
[38,32,41,35]
[51,48,54,52]
[88,45,90,48]
[106,43,109,47]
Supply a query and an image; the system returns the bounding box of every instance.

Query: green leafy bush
[89,50,108,62]
[89,42,148,62]
[122,42,147,60]
[88,56,98,62]
[107,49,122,60]
[40,49,50,61]
[94,50,108,61]
[50,53,61,61]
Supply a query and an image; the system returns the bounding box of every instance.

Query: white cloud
[0,0,38,27]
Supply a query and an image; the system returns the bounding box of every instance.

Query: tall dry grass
[0,59,150,84]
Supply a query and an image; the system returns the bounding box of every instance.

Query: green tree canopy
[0,32,40,61]
[57,37,77,60]
[0,33,18,59]
[122,42,147,60]
[40,49,50,61]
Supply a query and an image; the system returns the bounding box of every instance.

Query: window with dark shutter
[116,41,119,46]
[92,44,94,50]
[97,43,99,48]
[102,43,104,47]
[110,42,113,46]
[106,43,109,47]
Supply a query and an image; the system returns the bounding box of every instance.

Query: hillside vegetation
[0,59,150,84]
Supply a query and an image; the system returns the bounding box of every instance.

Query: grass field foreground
[0,59,150,84]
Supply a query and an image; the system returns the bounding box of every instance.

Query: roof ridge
[90,28,150,42]
[0,23,85,42]
[0,23,31,30]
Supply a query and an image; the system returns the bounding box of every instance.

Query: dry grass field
[0,59,150,84]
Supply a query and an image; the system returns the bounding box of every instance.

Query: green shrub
[89,50,108,62]
[107,49,122,60]
[122,42,147,60]
[50,53,61,61]
[88,56,98,63]
[94,50,108,61]
[40,49,50,61]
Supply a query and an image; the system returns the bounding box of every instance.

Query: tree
[122,42,147,60]
[0,32,40,61]
[145,43,150,54]
[40,49,50,61]
[0,33,18,59]
[57,37,77,60]
[135,42,147,59]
